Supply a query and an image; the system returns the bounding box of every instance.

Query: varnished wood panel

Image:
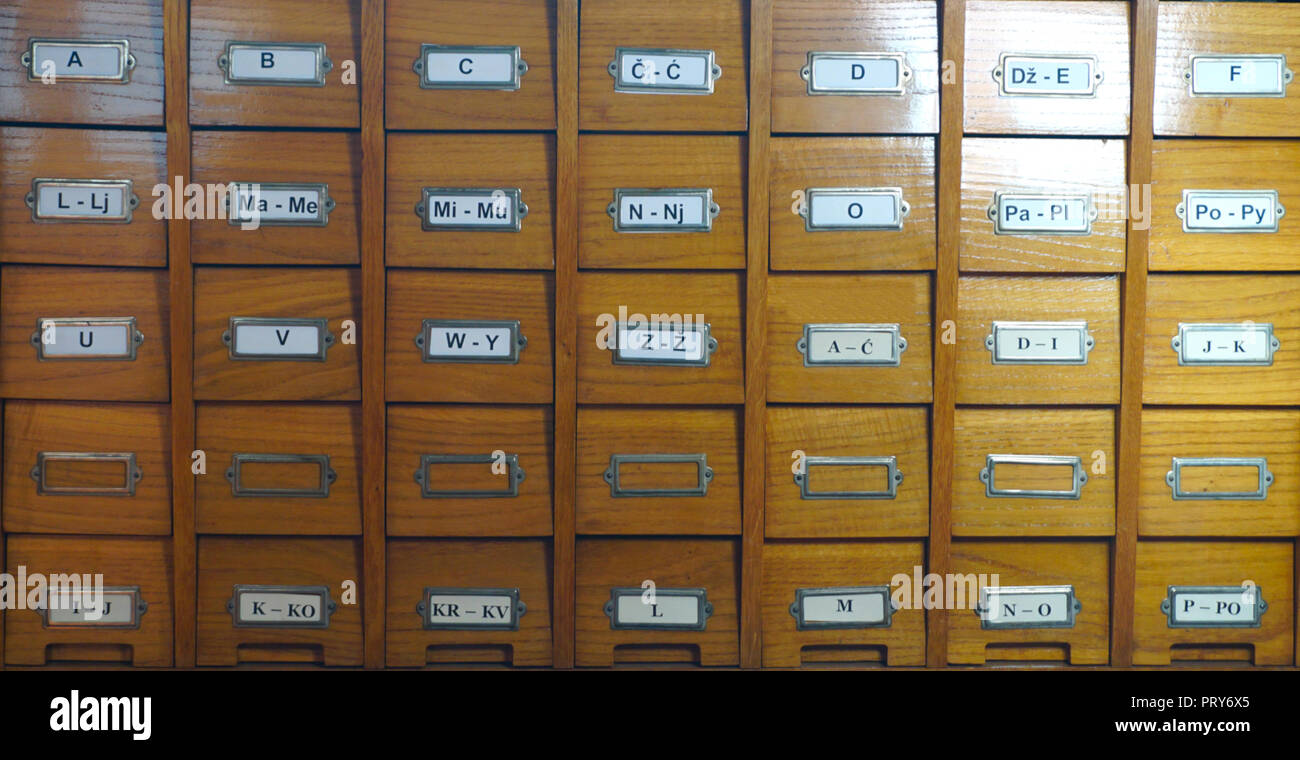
[386,539,552,667]
[953,408,1116,536]
[771,0,939,135]
[765,406,929,538]
[194,268,361,401]
[769,137,936,271]
[3,401,171,535]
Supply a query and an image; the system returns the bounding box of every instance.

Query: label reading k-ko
[229,585,332,628]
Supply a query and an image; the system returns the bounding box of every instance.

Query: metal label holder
[227,585,336,629]
[993,52,1102,97]
[1175,189,1284,233]
[603,453,713,498]
[226,453,336,498]
[1186,54,1293,98]
[31,317,144,361]
[975,585,1082,630]
[416,587,527,631]
[604,587,712,631]
[789,586,896,630]
[223,317,334,362]
[801,52,911,96]
[414,453,526,498]
[608,47,721,95]
[610,321,717,367]
[793,455,903,500]
[987,191,1097,235]
[26,178,139,224]
[1170,322,1279,367]
[415,318,527,364]
[413,44,528,90]
[225,182,335,227]
[607,188,719,233]
[1162,585,1267,629]
[31,452,141,497]
[1165,457,1273,501]
[985,320,1095,365]
[218,41,331,86]
[800,187,909,231]
[980,454,1087,500]
[22,38,135,82]
[416,187,527,232]
[797,323,907,367]
[37,586,148,630]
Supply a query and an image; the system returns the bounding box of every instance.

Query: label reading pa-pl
[989,192,1094,235]
[1188,55,1292,98]
[228,183,333,227]
[1177,190,1283,233]
[978,586,1080,630]
[994,54,1101,96]
[228,585,334,629]
[1163,585,1267,628]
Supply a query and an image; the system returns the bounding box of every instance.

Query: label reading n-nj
[1177,190,1283,233]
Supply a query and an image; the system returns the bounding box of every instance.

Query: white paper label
[804,326,902,365]
[424,594,517,627]
[615,594,700,627]
[993,193,1092,234]
[802,592,888,625]
[35,182,130,221]
[237,591,325,625]
[616,192,711,231]
[980,588,1075,627]
[807,190,902,230]
[1169,588,1261,626]
[989,322,1091,364]
[999,55,1097,96]
[1191,56,1288,97]
[425,324,515,360]
[30,42,127,80]
[809,55,901,93]
[1177,324,1275,365]
[618,51,712,90]
[1180,190,1280,232]
[424,50,516,86]
[227,46,321,83]
[233,323,321,357]
[41,322,133,358]
[423,191,520,229]
[229,184,327,225]
[45,590,138,626]
[616,325,707,363]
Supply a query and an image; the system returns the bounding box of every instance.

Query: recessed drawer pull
[414,453,526,499]
[22,38,135,83]
[416,587,527,631]
[223,317,334,362]
[793,455,903,500]
[30,452,142,497]
[980,454,1087,499]
[789,586,896,630]
[974,585,1082,630]
[31,317,144,361]
[227,584,335,629]
[413,44,528,90]
[604,587,712,631]
[607,47,721,95]
[38,586,148,630]
[1162,585,1267,629]
[603,453,713,498]
[225,453,335,498]
[218,41,331,87]
[1165,457,1273,501]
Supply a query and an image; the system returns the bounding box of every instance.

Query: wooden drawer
[195,403,361,535]
[190,131,361,266]
[771,0,939,135]
[386,538,552,667]
[0,128,166,267]
[0,0,164,126]
[197,536,362,666]
[2,401,171,535]
[761,541,925,667]
[577,407,741,536]
[1155,3,1300,137]
[948,540,1110,665]
[385,0,556,131]
[578,0,747,132]
[1134,540,1293,666]
[578,135,745,270]
[765,406,929,539]
[576,272,743,405]
[4,535,172,667]
[1143,274,1300,406]
[386,270,554,404]
[953,408,1115,537]
[0,266,169,402]
[189,0,361,128]
[1149,141,1300,271]
[956,275,1121,405]
[769,137,936,271]
[964,1,1130,136]
[961,138,1126,273]
[386,133,555,270]
[1140,409,1300,538]
[387,405,553,537]
[767,273,932,404]
[193,268,360,401]
[576,538,739,667]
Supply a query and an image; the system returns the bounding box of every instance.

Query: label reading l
[801,52,910,95]
[994,53,1101,96]
[977,586,1081,630]
[989,192,1095,235]
[23,39,135,82]
[27,179,137,223]
[1188,54,1292,98]
[604,588,711,631]
[801,188,907,231]
[228,183,333,227]
[1176,190,1283,233]
[608,48,720,94]
[417,588,525,631]
[228,585,334,629]
[985,321,1095,365]
[1163,585,1267,628]
[219,42,331,86]
[1171,322,1279,366]
[790,586,894,630]
[414,44,527,90]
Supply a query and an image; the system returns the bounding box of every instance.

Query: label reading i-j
[44,589,142,627]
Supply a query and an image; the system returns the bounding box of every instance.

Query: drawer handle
[218,41,332,87]
[414,453,526,499]
[604,587,712,631]
[413,44,528,91]
[974,585,1082,630]
[22,38,136,83]
[1170,322,1279,367]
[223,317,335,362]
[416,587,527,631]
[26,178,140,224]
[801,52,911,96]
[227,585,336,629]
[226,453,336,498]
[1165,457,1273,501]
[793,455,903,500]
[789,586,896,631]
[603,453,713,498]
[30,452,142,496]
[607,47,721,95]
[38,586,148,630]
[31,317,144,361]
[979,454,1086,499]
[1161,585,1267,629]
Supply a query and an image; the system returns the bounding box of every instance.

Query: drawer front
[0,0,164,126]
[387,405,553,537]
[767,273,932,403]
[387,270,554,404]
[1140,409,1300,538]
[194,268,361,401]
[770,137,936,271]
[961,138,1126,272]
[3,401,171,535]
[956,275,1121,405]
[771,0,939,135]
[189,0,361,127]
[190,131,361,265]
[386,133,555,270]
[1155,3,1300,137]
[386,539,552,667]
[964,1,1130,135]
[1143,274,1300,405]
[197,536,363,666]
[948,540,1110,665]
[385,0,557,131]
[953,408,1115,537]
[765,406,929,539]
[578,0,747,132]
[1,266,169,401]
[5,535,172,667]
[0,128,166,267]
[1134,540,1293,666]
[576,538,739,667]
[1149,141,1300,271]
[195,403,362,535]
[762,541,925,667]
[577,272,743,405]
[578,135,745,270]
[577,407,741,536]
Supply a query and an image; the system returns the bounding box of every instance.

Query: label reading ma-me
[417,588,526,631]
[228,585,335,629]
[994,53,1101,96]
[789,586,894,630]
[417,188,527,231]
[413,45,528,90]
[228,183,334,227]
[605,588,712,631]
[989,192,1095,235]
[33,317,143,361]
[27,179,138,223]
[219,42,331,86]
[22,39,135,83]
[609,48,720,95]
[1163,585,1267,628]
[977,585,1081,630]
[1171,322,1279,366]
[986,321,1095,365]
[1188,54,1293,98]
[1176,190,1283,233]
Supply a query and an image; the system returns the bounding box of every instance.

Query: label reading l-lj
[30,180,134,222]
[986,321,1094,365]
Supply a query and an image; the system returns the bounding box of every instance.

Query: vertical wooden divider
[1114,0,1157,669]
[166,0,197,669]
[361,0,387,669]
[554,0,579,670]
[928,0,963,668]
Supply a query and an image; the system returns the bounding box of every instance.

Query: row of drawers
[6,2,1300,137]
[5,536,1295,667]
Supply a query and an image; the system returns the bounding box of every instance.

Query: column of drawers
[382,0,558,668]
[1133,1,1299,666]
[0,0,173,667]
